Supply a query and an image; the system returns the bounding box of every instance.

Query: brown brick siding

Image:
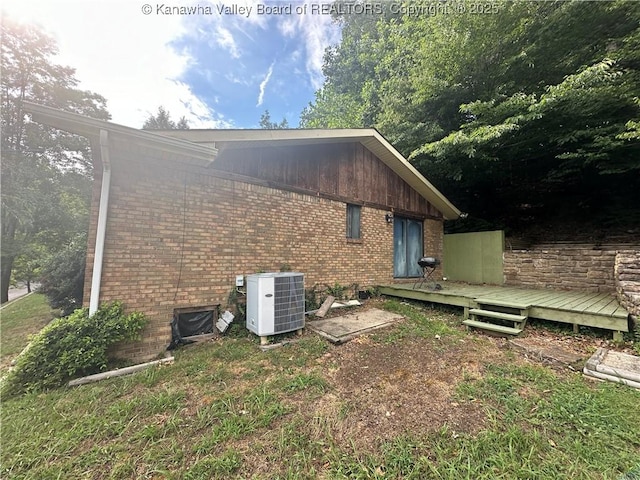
[84,156,443,361]
[424,218,444,279]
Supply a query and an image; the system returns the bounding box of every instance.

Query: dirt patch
[314,333,500,449]
[510,336,585,370]
[181,302,636,457]
[302,311,637,450]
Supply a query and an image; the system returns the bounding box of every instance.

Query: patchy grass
[377,299,465,344]
[0,293,57,364]
[1,300,639,479]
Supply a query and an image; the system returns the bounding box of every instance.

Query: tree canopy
[1,17,110,304]
[259,109,289,129]
[301,0,640,237]
[142,106,189,130]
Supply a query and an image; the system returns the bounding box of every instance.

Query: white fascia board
[367,131,461,220]
[23,102,217,165]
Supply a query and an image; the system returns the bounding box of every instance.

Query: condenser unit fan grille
[273,275,305,333]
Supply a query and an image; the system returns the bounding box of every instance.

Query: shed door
[393,217,423,278]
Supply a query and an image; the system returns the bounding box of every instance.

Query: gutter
[89,130,111,315]
[23,102,218,166]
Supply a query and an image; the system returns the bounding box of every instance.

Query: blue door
[393,217,423,277]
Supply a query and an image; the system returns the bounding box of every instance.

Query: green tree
[10,243,46,293]
[39,233,87,315]
[259,109,289,129]
[302,0,640,234]
[409,1,640,231]
[142,106,190,130]
[1,17,109,304]
[300,9,391,128]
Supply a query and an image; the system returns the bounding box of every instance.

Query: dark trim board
[379,283,629,337]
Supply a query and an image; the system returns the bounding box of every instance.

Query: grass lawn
[1,299,639,479]
[0,293,58,367]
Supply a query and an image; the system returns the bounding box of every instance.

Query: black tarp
[167,310,214,350]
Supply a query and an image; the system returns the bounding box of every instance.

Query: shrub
[305,286,321,311]
[325,282,347,300]
[2,302,147,396]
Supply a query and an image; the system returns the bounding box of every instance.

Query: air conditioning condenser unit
[246,272,305,338]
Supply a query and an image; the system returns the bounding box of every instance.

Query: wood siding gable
[212,142,442,218]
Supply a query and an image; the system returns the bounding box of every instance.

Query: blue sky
[171,4,340,127]
[3,0,342,128]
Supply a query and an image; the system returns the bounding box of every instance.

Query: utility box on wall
[246,272,305,337]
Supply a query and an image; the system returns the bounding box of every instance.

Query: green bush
[2,302,147,396]
[305,286,321,311]
[325,282,347,300]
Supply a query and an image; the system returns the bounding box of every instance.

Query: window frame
[346,203,362,240]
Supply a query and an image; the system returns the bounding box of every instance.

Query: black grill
[418,257,441,269]
[414,257,442,290]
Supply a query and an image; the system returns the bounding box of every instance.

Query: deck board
[506,290,562,304]
[543,292,602,310]
[593,296,621,316]
[379,282,629,334]
[534,290,586,305]
[574,293,615,313]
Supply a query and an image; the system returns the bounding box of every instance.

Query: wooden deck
[379,283,629,337]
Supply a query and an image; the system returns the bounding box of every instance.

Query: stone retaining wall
[503,245,619,292]
[615,250,640,319]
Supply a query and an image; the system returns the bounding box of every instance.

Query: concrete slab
[308,308,404,344]
[584,348,640,389]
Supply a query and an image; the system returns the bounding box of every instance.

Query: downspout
[89,129,111,315]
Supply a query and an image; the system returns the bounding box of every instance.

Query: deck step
[474,298,530,310]
[463,319,524,335]
[468,308,527,323]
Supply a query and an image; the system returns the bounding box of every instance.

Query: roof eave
[368,131,461,220]
[23,104,460,219]
[22,102,218,165]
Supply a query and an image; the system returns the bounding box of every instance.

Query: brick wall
[84,154,443,361]
[504,244,640,293]
[424,218,444,279]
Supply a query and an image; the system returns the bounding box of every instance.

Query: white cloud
[225,72,252,86]
[277,16,298,38]
[214,26,241,59]
[301,18,341,90]
[193,2,341,94]
[273,12,341,90]
[257,61,275,107]
[2,0,230,128]
[290,49,302,62]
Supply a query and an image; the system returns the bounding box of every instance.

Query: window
[346,204,361,239]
